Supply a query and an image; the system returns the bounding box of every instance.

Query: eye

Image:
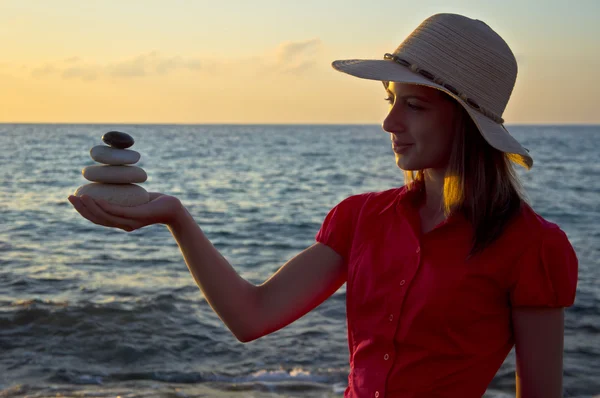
[384,95,394,105]
[407,102,424,110]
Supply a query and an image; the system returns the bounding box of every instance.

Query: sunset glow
[2,0,598,124]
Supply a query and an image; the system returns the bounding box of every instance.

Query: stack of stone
[74,131,150,206]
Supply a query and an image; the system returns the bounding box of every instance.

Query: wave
[1,367,349,398]
[47,366,340,385]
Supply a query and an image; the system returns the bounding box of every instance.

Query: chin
[395,154,420,171]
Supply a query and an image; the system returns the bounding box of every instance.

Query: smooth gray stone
[82,165,147,184]
[102,131,134,149]
[74,183,149,207]
[90,145,141,165]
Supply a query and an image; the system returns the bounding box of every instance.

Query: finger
[70,195,141,232]
[148,192,163,201]
[80,195,142,232]
[81,195,142,231]
[94,196,154,220]
[68,195,120,229]
[68,195,103,225]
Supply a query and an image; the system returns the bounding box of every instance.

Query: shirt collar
[377,180,425,216]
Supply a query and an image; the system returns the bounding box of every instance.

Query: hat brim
[332,59,533,169]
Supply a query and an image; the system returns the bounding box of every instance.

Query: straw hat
[332,13,532,169]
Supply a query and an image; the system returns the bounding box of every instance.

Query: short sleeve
[510,226,579,308]
[315,194,366,263]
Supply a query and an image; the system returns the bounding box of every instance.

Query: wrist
[168,200,190,229]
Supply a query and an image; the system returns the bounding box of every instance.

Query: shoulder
[319,186,404,228]
[509,202,571,246]
[483,201,577,269]
[316,186,407,261]
[518,202,577,264]
[334,186,406,216]
[507,203,579,307]
[340,185,406,203]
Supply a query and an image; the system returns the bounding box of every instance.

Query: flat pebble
[90,145,141,165]
[82,165,147,184]
[74,183,149,207]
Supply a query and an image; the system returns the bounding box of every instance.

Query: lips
[392,142,413,153]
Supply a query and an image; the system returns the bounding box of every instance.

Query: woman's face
[382,82,461,172]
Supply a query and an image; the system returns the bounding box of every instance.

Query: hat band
[384,53,504,124]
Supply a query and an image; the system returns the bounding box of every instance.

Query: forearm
[167,205,259,342]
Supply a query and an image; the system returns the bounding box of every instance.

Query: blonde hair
[404,93,529,258]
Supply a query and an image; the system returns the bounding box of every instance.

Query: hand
[68,192,184,232]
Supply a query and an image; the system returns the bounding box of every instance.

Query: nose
[381,107,405,135]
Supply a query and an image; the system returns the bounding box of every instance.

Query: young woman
[68,13,578,398]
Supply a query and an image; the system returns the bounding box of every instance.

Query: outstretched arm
[69,194,347,343]
[168,205,347,343]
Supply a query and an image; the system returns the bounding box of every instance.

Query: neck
[421,168,446,214]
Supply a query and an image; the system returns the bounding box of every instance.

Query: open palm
[68,192,184,232]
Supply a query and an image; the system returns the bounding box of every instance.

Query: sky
[1,0,598,124]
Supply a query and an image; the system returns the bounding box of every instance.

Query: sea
[0,124,598,398]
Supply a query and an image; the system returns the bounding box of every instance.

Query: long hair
[403,92,529,258]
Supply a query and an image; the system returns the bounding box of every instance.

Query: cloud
[30,51,203,81]
[27,39,322,82]
[106,51,202,78]
[62,66,98,81]
[276,38,321,62]
[271,38,322,73]
[31,64,58,77]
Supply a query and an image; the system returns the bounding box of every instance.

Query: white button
[416,247,421,253]
[389,314,394,321]
[375,392,380,398]
[400,280,406,285]
[384,353,390,360]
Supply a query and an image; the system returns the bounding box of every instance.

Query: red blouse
[315,182,578,398]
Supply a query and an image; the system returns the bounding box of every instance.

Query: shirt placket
[374,243,422,398]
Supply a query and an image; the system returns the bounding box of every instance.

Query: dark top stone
[102,131,134,149]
